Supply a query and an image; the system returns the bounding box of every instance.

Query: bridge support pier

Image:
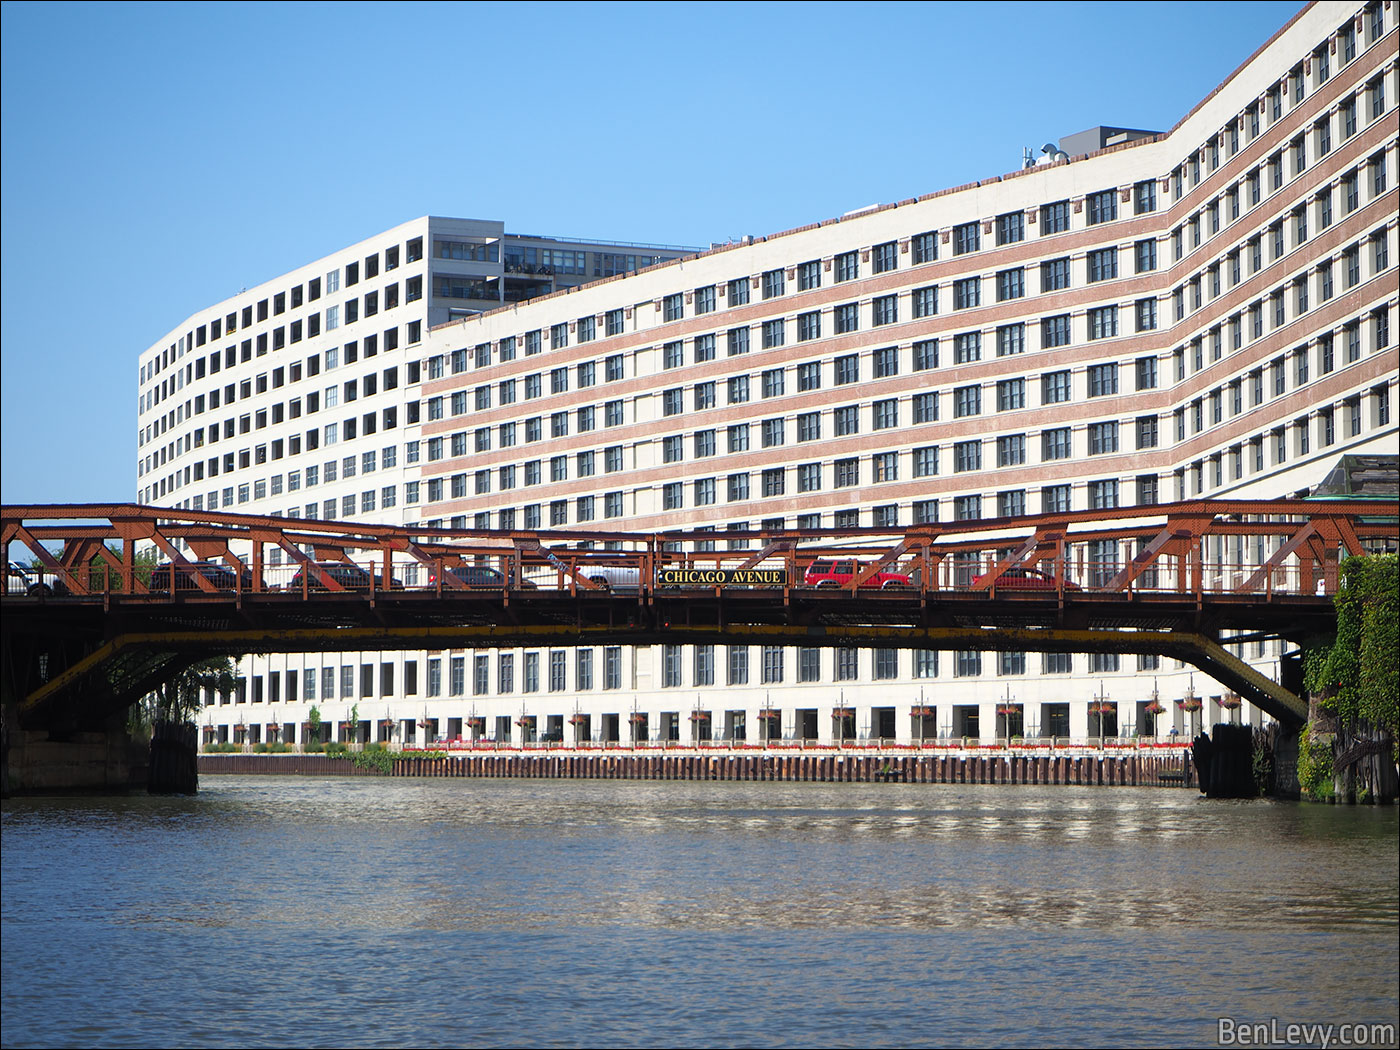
[2,707,147,797]
[1193,723,1258,798]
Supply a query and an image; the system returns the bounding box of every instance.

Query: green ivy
[1303,554,1398,736]
[1297,723,1335,801]
[329,748,449,775]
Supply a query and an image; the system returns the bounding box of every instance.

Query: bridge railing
[4,499,1395,602]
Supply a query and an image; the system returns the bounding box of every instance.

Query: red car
[804,558,911,589]
[971,566,1081,591]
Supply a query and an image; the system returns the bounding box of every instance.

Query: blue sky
[0,0,1304,504]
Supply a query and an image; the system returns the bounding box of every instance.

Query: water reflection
[4,779,1396,1049]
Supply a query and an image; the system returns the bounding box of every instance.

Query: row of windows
[1167,150,1391,323]
[244,644,1143,700]
[1176,383,1392,499]
[141,325,414,423]
[1168,3,1388,206]
[150,300,1392,509]
[142,238,422,383]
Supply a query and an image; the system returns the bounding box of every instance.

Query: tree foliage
[1304,553,1398,736]
[36,544,157,591]
[137,656,238,726]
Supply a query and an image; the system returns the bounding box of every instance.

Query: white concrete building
[139,1,1398,750]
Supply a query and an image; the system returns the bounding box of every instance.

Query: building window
[997,211,1025,245]
[1088,479,1119,509]
[996,379,1025,412]
[1041,257,1070,291]
[953,440,981,472]
[1088,306,1118,340]
[953,332,981,363]
[1136,239,1159,273]
[1042,484,1071,513]
[1042,370,1071,404]
[834,303,858,334]
[912,232,937,264]
[1041,200,1070,234]
[872,241,897,274]
[1042,427,1072,460]
[1086,189,1117,225]
[953,277,980,310]
[912,392,937,424]
[913,339,937,371]
[1087,363,1118,397]
[997,323,1025,357]
[953,496,982,521]
[1088,421,1119,455]
[1087,247,1117,283]
[761,268,785,299]
[953,385,981,418]
[1136,415,1159,449]
[913,446,938,477]
[998,490,1026,518]
[1134,180,1156,214]
[872,295,898,326]
[953,222,980,255]
[997,434,1026,466]
[997,268,1025,301]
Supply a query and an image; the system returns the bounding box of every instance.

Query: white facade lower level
[138,1,1399,750]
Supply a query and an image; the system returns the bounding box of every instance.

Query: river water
[3,777,1397,1048]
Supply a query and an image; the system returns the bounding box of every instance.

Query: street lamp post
[1092,680,1111,748]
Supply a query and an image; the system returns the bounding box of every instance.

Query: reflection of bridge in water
[3,498,1396,733]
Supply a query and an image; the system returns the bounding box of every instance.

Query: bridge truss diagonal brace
[147,533,220,593]
[20,637,125,713]
[1101,514,1214,594]
[514,538,605,593]
[968,529,1063,592]
[12,524,86,594]
[848,535,930,591]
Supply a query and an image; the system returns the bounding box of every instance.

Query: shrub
[1297,724,1335,801]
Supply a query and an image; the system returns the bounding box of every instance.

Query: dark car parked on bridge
[970,566,1082,592]
[6,562,68,597]
[149,560,258,592]
[427,564,535,590]
[288,561,402,592]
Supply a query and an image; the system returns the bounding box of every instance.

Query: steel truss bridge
[3,499,1396,731]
